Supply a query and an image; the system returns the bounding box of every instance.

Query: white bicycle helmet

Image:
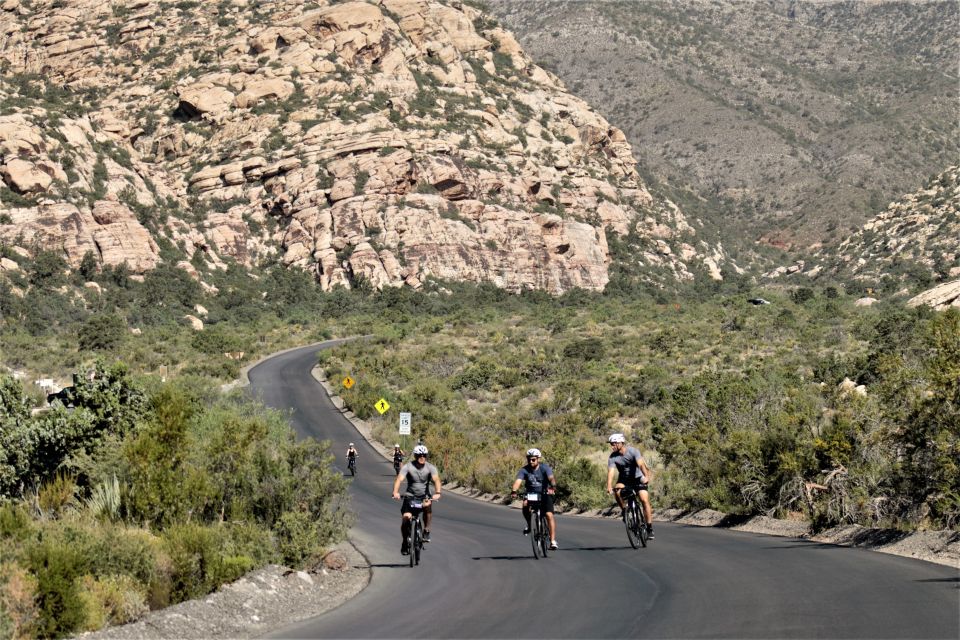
[394,443,400,448]
[526,448,542,457]
[349,442,355,446]
[412,444,429,456]
[608,433,626,444]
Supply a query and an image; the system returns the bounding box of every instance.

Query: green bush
[558,458,608,510]
[78,314,126,352]
[273,511,325,567]
[161,523,232,602]
[27,537,90,638]
[75,574,148,632]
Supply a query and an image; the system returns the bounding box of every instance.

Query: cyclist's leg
[613,482,627,514]
[638,487,653,526]
[544,495,557,542]
[521,502,532,531]
[401,498,414,552]
[422,501,433,532]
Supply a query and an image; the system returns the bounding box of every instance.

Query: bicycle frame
[526,493,550,559]
[620,487,648,549]
[406,500,426,567]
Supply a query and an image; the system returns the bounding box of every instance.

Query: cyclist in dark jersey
[392,444,405,473]
[392,444,441,554]
[606,433,654,539]
[511,448,559,550]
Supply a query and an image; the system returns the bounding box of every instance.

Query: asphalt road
[250,343,959,639]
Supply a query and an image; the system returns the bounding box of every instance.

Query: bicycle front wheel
[408,524,416,568]
[414,519,422,566]
[530,512,541,559]
[625,501,642,549]
[539,514,549,558]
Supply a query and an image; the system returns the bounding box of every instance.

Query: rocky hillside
[484,0,959,252]
[796,165,959,302]
[0,0,729,295]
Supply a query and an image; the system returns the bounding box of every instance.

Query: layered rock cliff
[0,0,722,294]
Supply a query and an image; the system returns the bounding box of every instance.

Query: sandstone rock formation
[907,279,960,311]
[0,0,726,294]
[805,166,959,291]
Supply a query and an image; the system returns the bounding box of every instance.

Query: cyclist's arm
[546,473,557,494]
[392,470,404,499]
[431,470,442,499]
[639,459,652,484]
[606,465,617,493]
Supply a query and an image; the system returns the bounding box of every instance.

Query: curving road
[250,343,959,639]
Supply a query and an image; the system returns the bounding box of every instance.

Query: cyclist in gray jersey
[392,444,442,554]
[510,447,559,549]
[606,433,655,539]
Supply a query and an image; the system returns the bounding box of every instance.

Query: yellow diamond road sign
[342,376,355,389]
[375,398,390,414]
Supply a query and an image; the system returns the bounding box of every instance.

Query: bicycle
[405,497,427,567]
[393,455,404,475]
[620,486,648,549]
[347,456,356,476]
[525,492,550,559]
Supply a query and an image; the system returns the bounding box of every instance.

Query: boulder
[907,279,960,310]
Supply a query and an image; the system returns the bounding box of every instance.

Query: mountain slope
[484,0,959,251]
[0,0,729,294]
[799,165,960,296]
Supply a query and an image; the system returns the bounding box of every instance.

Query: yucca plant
[86,475,121,522]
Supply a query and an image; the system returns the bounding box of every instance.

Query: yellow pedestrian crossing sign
[342,376,355,389]
[375,398,390,414]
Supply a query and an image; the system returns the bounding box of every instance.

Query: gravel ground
[74,542,369,640]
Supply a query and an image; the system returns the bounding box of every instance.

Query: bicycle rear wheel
[530,511,541,559]
[625,500,642,549]
[639,509,649,548]
[413,519,422,566]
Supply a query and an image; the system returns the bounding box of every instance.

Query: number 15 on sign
[399,412,411,435]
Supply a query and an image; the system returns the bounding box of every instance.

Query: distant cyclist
[392,444,442,554]
[346,443,358,473]
[606,433,654,539]
[511,448,558,550]
[392,444,405,474]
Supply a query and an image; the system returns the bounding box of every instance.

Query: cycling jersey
[608,446,647,484]
[398,461,439,498]
[516,462,554,494]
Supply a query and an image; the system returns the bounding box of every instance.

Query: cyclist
[346,442,358,472]
[392,444,405,474]
[510,448,558,550]
[606,433,654,539]
[392,444,441,554]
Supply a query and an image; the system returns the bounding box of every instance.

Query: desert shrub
[26,536,90,638]
[190,324,249,356]
[557,457,607,510]
[0,562,39,640]
[452,358,498,390]
[75,574,148,631]
[161,523,234,602]
[37,474,79,518]
[78,314,126,352]
[790,287,815,304]
[273,510,325,566]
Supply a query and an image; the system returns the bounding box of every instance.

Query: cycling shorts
[616,479,648,493]
[523,493,554,513]
[401,495,432,515]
